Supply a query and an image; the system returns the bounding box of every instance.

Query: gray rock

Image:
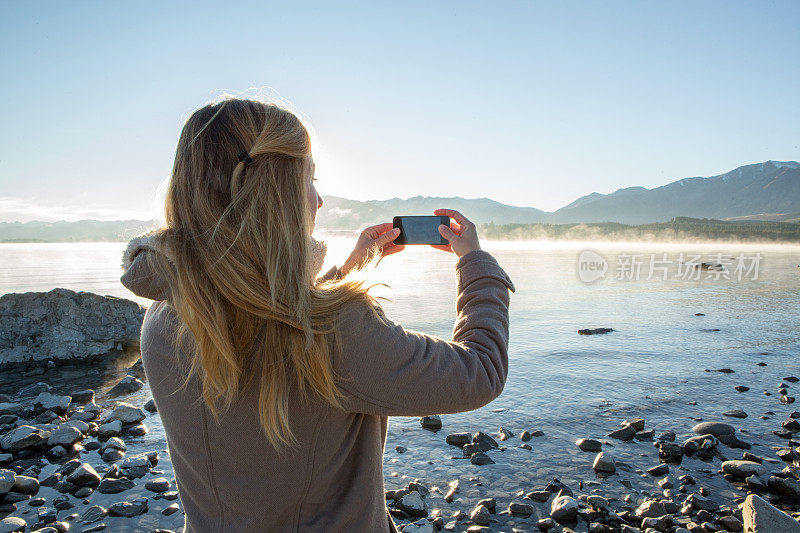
[108,376,144,396]
[81,505,107,524]
[70,389,95,404]
[723,409,748,418]
[396,491,427,517]
[497,426,514,441]
[768,476,800,501]
[0,289,145,368]
[472,431,498,451]
[97,477,135,494]
[33,392,72,414]
[66,463,101,487]
[144,399,157,413]
[105,402,147,425]
[145,477,170,493]
[608,424,636,441]
[550,494,578,522]
[470,504,491,526]
[101,437,127,451]
[592,452,616,474]
[509,502,533,516]
[692,421,735,437]
[0,517,27,533]
[97,420,123,438]
[0,403,20,416]
[687,493,718,512]
[741,494,800,532]
[0,425,50,451]
[0,470,14,494]
[419,415,441,431]
[446,432,471,447]
[162,503,180,516]
[47,426,83,446]
[470,452,495,465]
[108,497,148,517]
[576,438,602,452]
[722,460,767,478]
[102,448,125,462]
[636,500,667,518]
[12,475,38,494]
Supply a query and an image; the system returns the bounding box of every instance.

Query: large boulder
[741,494,800,532]
[0,289,146,368]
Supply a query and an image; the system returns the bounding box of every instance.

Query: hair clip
[238,150,254,167]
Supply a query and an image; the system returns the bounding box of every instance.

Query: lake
[1,236,799,531]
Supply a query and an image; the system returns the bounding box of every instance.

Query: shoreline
[1,348,800,532]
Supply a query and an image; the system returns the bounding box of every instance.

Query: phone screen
[393,215,449,245]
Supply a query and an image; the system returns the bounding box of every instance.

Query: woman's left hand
[341,222,404,275]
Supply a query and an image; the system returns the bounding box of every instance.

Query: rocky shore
[0,361,798,532]
[1,290,799,532]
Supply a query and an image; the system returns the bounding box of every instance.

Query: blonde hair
[150,98,379,454]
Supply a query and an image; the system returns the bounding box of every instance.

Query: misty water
[1,236,799,531]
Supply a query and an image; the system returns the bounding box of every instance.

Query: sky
[0,1,798,223]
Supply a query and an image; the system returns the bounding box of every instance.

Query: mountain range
[317,160,800,228]
[1,160,798,241]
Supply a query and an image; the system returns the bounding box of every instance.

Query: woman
[120,97,515,532]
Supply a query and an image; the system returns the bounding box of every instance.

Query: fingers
[434,208,473,229]
[363,222,395,239]
[374,227,400,246]
[381,243,405,256]
[438,224,457,242]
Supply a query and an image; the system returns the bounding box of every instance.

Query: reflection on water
[1,237,800,529]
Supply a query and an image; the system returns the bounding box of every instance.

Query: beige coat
[120,230,514,533]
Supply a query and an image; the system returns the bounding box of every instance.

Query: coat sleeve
[331,249,514,416]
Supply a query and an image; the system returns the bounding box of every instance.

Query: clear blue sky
[1,1,798,222]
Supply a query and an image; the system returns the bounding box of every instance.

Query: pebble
[470,452,495,465]
[721,460,766,478]
[419,415,441,431]
[108,497,149,517]
[692,421,735,437]
[576,438,603,452]
[145,477,171,493]
[592,452,616,474]
[162,503,180,516]
[550,494,578,522]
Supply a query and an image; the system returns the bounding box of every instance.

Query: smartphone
[392,215,450,245]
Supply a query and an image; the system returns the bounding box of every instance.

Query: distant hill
[479,217,800,243]
[2,160,798,241]
[315,196,549,229]
[0,220,159,242]
[550,161,800,224]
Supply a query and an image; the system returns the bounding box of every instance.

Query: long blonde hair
[150,97,378,453]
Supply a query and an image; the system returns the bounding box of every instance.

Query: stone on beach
[0,288,145,367]
[722,460,766,478]
[108,375,145,396]
[0,469,15,495]
[607,424,636,441]
[108,497,149,517]
[470,504,491,526]
[396,491,427,517]
[592,452,616,474]
[550,494,578,522]
[741,494,800,532]
[66,463,101,487]
[0,425,50,452]
[105,402,147,424]
[576,438,602,452]
[446,433,471,447]
[419,415,441,431]
[0,517,26,533]
[692,421,735,437]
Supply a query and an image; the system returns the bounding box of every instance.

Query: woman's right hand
[431,208,481,258]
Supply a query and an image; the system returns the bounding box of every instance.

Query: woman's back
[122,235,514,533]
